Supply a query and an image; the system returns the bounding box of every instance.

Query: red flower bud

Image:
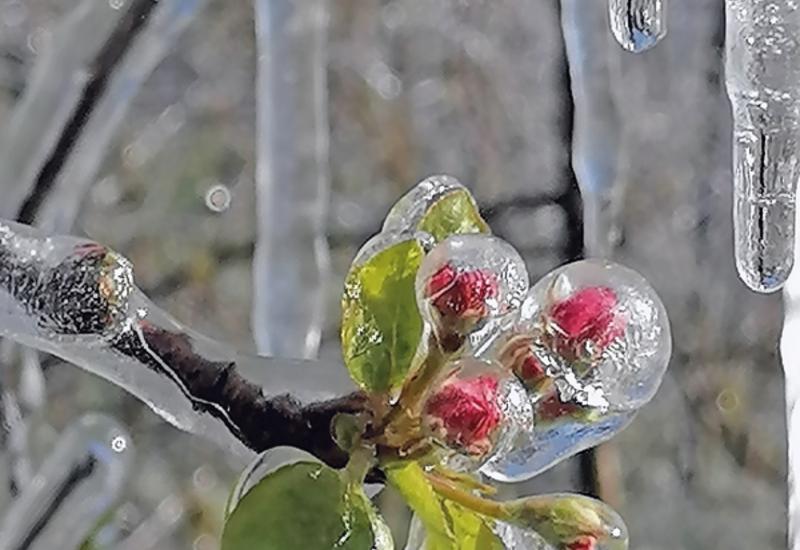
[426,263,499,321]
[512,286,625,389]
[566,535,597,550]
[424,373,502,456]
[550,286,623,351]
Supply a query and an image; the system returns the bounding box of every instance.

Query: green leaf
[341,237,425,392]
[417,189,490,242]
[222,461,391,550]
[386,462,504,550]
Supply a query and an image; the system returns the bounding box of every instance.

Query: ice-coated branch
[251,0,331,358]
[725,0,800,293]
[0,219,362,467]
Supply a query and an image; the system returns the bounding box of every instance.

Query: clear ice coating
[608,0,668,53]
[421,358,533,468]
[251,0,331,358]
[725,0,800,292]
[482,259,671,482]
[383,175,473,235]
[0,414,133,550]
[415,234,529,346]
[505,493,629,550]
[492,522,554,550]
[0,219,355,460]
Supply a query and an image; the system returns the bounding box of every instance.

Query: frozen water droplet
[482,259,670,482]
[422,358,533,468]
[383,175,469,235]
[416,234,528,348]
[205,184,232,213]
[608,0,667,52]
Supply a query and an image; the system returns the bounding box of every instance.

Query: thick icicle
[251,0,331,358]
[0,219,355,460]
[726,0,800,292]
[0,414,133,550]
[608,0,668,53]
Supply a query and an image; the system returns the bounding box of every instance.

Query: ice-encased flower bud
[482,259,671,482]
[416,234,528,351]
[505,259,670,410]
[422,358,533,467]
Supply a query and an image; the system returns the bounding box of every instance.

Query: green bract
[221,461,391,550]
[341,236,426,392]
[417,189,490,242]
[386,461,504,550]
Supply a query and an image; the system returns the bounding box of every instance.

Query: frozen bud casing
[416,234,528,350]
[422,358,533,467]
[483,259,671,482]
[510,259,670,410]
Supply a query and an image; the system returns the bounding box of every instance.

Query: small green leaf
[222,461,390,550]
[341,237,425,392]
[418,189,490,242]
[386,462,503,550]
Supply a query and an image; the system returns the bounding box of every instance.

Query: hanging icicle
[608,0,668,53]
[251,0,331,359]
[725,0,800,292]
[561,0,623,257]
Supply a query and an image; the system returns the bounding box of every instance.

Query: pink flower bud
[511,286,624,389]
[426,263,499,321]
[424,373,502,457]
[549,286,623,352]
